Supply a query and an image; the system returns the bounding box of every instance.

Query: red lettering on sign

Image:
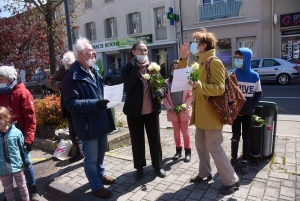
[282,16,292,26]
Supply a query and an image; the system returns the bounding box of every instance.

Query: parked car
[25,71,52,91]
[251,58,299,85]
[104,67,124,86]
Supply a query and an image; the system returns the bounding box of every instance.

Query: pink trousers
[171,120,191,149]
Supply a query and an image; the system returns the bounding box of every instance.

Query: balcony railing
[199,0,242,21]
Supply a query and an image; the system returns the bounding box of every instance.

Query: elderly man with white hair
[62,37,116,199]
[50,51,84,163]
[0,65,40,201]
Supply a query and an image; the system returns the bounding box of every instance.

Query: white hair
[73,36,90,60]
[62,51,75,66]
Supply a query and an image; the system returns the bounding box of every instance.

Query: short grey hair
[73,36,90,60]
[62,51,75,66]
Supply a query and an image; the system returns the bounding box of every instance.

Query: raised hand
[178,43,191,60]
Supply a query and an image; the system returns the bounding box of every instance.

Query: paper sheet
[104,83,124,108]
[171,67,193,92]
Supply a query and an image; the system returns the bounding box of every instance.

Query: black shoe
[241,161,249,175]
[172,147,182,160]
[221,180,240,195]
[230,158,238,167]
[69,154,84,163]
[155,168,166,178]
[190,175,212,183]
[135,169,143,181]
[28,185,41,201]
[184,148,191,162]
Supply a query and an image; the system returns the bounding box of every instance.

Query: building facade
[71,0,182,80]
[181,0,300,70]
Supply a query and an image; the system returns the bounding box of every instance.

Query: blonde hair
[0,106,12,126]
[192,28,218,51]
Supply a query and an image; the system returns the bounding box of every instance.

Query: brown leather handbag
[205,56,246,125]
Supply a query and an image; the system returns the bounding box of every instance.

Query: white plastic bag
[53,139,73,160]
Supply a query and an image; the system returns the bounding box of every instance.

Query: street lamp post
[64,0,73,50]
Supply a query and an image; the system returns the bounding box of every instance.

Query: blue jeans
[24,163,36,186]
[82,135,108,192]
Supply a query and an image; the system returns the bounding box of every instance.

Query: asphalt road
[260,80,300,115]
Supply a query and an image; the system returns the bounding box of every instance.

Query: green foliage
[173,104,186,116]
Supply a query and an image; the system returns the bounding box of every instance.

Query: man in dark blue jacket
[231,48,262,175]
[62,37,116,199]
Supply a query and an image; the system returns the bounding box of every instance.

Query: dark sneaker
[135,169,143,181]
[28,185,40,201]
[190,175,212,183]
[102,175,116,185]
[241,161,249,175]
[155,168,166,178]
[221,180,240,195]
[92,187,113,199]
[230,158,238,167]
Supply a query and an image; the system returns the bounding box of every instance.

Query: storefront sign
[92,34,153,50]
[219,52,231,64]
[282,29,300,36]
[280,12,300,27]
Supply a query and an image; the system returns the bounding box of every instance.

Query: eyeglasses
[86,49,95,52]
[136,48,148,53]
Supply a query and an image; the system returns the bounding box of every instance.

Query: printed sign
[280,12,300,28]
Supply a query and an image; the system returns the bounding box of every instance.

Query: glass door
[154,49,168,79]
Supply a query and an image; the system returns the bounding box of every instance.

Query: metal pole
[64,0,73,50]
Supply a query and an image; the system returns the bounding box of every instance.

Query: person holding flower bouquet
[178,28,239,195]
[122,41,168,181]
[162,60,193,162]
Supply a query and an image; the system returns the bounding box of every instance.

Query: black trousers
[127,112,162,170]
[231,115,252,160]
[67,118,81,155]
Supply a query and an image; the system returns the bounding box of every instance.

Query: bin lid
[258,101,278,116]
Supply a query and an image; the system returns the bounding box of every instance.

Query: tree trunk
[45,5,58,76]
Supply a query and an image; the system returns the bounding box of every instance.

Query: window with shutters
[154,7,167,40]
[126,12,142,34]
[85,22,96,41]
[85,0,93,9]
[104,17,117,38]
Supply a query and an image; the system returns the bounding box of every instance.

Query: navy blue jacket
[62,61,115,141]
[234,48,262,115]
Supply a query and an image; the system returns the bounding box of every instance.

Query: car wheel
[105,79,113,86]
[276,74,290,85]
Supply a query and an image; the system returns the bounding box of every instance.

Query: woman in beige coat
[179,28,239,195]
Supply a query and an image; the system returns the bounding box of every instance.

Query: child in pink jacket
[162,60,193,162]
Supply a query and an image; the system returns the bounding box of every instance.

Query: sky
[0,0,11,18]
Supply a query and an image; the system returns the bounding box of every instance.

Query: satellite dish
[274,13,277,25]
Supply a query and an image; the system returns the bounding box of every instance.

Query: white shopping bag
[53,139,73,160]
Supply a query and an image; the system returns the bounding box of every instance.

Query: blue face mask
[92,64,99,71]
[0,83,7,89]
[234,59,244,68]
[170,72,174,76]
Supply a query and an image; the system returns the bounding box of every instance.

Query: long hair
[168,60,179,83]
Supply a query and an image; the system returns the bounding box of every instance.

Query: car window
[262,59,280,67]
[33,74,39,81]
[40,73,47,80]
[116,68,123,75]
[251,60,260,68]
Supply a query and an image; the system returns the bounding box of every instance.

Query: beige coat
[179,49,225,129]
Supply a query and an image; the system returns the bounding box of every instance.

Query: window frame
[154,7,167,40]
[85,0,93,9]
[126,12,142,34]
[85,22,96,41]
[104,17,118,38]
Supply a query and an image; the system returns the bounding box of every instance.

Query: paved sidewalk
[47,104,300,201]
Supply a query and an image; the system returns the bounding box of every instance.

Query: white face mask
[86,59,95,66]
[190,42,199,55]
[136,55,148,63]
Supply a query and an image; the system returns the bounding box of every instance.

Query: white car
[251,58,299,85]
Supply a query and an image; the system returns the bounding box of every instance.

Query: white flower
[142,73,150,80]
[191,62,199,71]
[255,117,260,121]
[182,104,186,108]
[148,62,161,72]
